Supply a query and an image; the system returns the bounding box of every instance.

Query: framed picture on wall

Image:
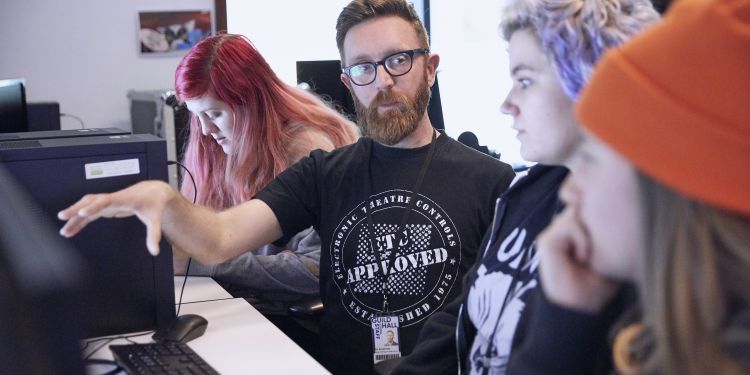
[137,10,213,56]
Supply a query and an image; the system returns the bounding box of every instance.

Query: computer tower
[0,134,175,338]
[128,90,190,188]
[0,127,129,142]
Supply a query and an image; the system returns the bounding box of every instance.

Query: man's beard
[353,71,431,145]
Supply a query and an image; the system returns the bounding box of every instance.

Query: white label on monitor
[85,159,140,180]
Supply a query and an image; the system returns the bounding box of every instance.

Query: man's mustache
[371,90,409,109]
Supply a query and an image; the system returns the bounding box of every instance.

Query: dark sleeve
[255,152,323,244]
[507,290,619,375]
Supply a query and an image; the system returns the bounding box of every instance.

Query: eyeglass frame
[341,48,431,86]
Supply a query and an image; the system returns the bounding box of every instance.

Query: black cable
[60,112,85,129]
[176,258,192,317]
[166,160,197,317]
[167,160,197,204]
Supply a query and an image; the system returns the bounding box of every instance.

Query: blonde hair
[638,173,750,374]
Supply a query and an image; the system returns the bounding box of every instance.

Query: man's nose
[373,64,395,90]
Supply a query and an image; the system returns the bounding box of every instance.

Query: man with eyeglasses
[57,0,515,374]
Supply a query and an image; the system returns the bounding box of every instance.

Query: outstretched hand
[536,206,620,314]
[58,180,175,256]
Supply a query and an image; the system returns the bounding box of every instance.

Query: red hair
[175,34,358,209]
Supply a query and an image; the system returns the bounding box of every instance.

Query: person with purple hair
[381,1,659,374]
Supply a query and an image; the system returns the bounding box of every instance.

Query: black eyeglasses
[342,48,430,86]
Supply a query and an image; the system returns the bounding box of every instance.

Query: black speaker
[27,102,61,131]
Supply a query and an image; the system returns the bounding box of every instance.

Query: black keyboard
[110,342,219,374]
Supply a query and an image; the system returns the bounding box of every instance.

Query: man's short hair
[336,0,429,63]
[500,0,659,100]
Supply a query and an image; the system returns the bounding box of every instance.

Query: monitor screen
[296,60,356,121]
[0,165,87,374]
[0,133,176,338]
[0,78,28,133]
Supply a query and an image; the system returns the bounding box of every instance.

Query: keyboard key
[111,342,219,375]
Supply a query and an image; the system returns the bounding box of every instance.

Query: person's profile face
[500,28,581,166]
[561,132,641,281]
[340,16,435,145]
[185,92,235,155]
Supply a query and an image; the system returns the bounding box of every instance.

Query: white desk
[87,276,330,374]
[173,275,232,303]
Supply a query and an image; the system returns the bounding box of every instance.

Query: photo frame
[137,10,213,56]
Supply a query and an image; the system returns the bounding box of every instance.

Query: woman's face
[185,92,235,155]
[561,132,642,281]
[501,29,582,166]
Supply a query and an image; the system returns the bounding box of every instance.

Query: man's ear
[426,53,440,87]
[341,73,353,92]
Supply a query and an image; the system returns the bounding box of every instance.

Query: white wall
[226,0,423,85]
[225,0,521,165]
[0,0,213,131]
[431,0,523,165]
[225,0,357,84]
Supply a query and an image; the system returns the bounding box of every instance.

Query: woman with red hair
[173,33,359,313]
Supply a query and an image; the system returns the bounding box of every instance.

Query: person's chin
[221,144,231,155]
[519,147,537,163]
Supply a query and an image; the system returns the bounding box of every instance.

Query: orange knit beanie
[576,0,750,216]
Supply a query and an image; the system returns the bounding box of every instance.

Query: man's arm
[58,180,283,264]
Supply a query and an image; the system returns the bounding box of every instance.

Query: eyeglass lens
[349,52,414,85]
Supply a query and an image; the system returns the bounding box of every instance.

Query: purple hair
[501,0,660,100]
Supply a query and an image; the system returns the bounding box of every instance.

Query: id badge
[371,314,401,364]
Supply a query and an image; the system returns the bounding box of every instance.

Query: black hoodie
[387,165,568,374]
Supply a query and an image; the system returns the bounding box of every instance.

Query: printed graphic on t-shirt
[467,227,538,374]
[330,189,461,327]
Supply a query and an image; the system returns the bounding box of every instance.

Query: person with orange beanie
[515,0,750,373]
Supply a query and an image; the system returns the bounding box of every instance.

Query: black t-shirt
[256,134,515,374]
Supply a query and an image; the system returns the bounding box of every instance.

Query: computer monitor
[0,133,176,338]
[0,78,28,133]
[296,60,356,121]
[0,165,87,374]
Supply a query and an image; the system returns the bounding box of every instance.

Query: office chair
[457,131,500,159]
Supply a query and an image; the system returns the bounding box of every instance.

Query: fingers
[58,194,108,237]
[537,207,588,268]
[58,191,153,248]
[59,212,97,237]
[144,210,164,256]
[536,206,618,313]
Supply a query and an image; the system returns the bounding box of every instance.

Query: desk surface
[87,276,329,374]
[173,275,232,303]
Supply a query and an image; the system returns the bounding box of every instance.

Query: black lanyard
[365,130,438,312]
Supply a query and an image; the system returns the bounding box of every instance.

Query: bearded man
[58,1,515,374]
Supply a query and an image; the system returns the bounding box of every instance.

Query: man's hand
[536,206,620,314]
[172,247,191,275]
[58,180,176,256]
